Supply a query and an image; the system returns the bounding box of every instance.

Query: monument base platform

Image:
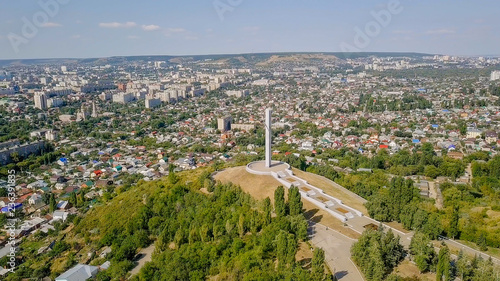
[246,161,291,176]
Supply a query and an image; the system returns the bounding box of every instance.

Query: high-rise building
[226,90,250,98]
[491,71,500,81]
[46,130,58,141]
[47,97,63,108]
[61,66,67,72]
[99,92,113,101]
[112,92,134,104]
[34,92,47,110]
[217,116,232,132]
[158,92,171,103]
[145,98,161,109]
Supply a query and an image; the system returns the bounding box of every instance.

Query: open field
[393,260,436,281]
[296,242,314,269]
[214,166,280,201]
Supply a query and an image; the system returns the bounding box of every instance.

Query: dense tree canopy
[351,228,405,281]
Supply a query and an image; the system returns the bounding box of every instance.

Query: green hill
[4,168,332,281]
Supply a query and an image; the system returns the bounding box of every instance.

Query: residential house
[27,180,48,190]
[84,191,99,199]
[57,201,71,210]
[52,211,69,222]
[485,131,498,144]
[55,264,99,281]
[466,127,482,139]
[28,194,43,205]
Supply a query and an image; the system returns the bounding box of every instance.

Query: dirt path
[428,181,443,209]
[129,244,155,278]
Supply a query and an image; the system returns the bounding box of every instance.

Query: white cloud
[392,30,413,35]
[425,29,455,35]
[184,35,199,41]
[99,21,137,28]
[167,28,186,33]
[142,24,160,31]
[165,27,186,36]
[41,22,62,28]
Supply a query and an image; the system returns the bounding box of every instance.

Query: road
[309,222,364,281]
[428,181,443,209]
[439,236,500,265]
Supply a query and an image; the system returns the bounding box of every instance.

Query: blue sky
[0,0,499,59]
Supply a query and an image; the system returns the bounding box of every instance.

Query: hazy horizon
[1,0,499,60]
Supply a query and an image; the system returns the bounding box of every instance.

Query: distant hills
[0,52,435,67]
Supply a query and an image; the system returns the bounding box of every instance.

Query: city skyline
[1,0,500,59]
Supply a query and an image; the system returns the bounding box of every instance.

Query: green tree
[286,233,297,266]
[455,250,472,281]
[312,247,325,278]
[10,152,21,163]
[274,186,286,217]
[263,197,272,225]
[238,213,245,238]
[409,232,436,272]
[69,192,77,206]
[288,185,303,216]
[436,246,451,281]
[367,241,385,281]
[448,206,459,239]
[276,231,288,269]
[49,194,57,213]
[204,178,214,192]
[351,229,405,281]
[113,236,137,261]
[168,170,179,184]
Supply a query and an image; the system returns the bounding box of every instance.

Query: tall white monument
[265,108,272,168]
